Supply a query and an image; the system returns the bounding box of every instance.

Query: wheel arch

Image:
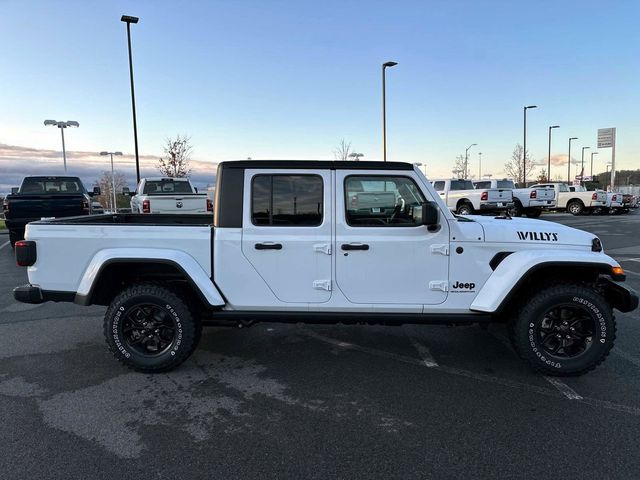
[75,249,225,308]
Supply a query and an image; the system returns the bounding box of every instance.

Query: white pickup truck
[474,179,555,218]
[531,183,607,215]
[13,161,638,376]
[569,186,624,215]
[432,179,513,215]
[130,177,212,214]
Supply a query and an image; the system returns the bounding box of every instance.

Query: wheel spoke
[121,303,177,356]
[538,305,597,359]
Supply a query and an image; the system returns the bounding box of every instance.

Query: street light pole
[478,152,482,179]
[100,151,123,212]
[121,15,141,183]
[547,125,559,181]
[44,120,80,173]
[580,146,590,185]
[590,152,599,178]
[523,105,537,185]
[567,137,578,184]
[465,143,477,179]
[382,61,397,162]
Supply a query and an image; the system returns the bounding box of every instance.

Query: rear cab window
[143,180,193,194]
[21,177,85,194]
[450,180,474,190]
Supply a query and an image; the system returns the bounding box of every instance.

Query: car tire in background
[566,200,584,216]
[104,282,202,372]
[524,208,542,218]
[456,202,474,215]
[509,200,523,217]
[508,283,615,376]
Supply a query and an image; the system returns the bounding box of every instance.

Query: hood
[468,215,596,247]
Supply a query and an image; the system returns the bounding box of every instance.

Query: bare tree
[504,144,536,185]
[452,154,467,178]
[348,152,364,161]
[333,139,352,161]
[157,134,193,177]
[95,171,128,211]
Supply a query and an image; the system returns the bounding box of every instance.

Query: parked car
[2,176,100,246]
[13,160,637,376]
[622,193,639,211]
[473,179,555,218]
[130,177,212,214]
[432,179,512,215]
[530,182,607,215]
[91,202,105,214]
[568,186,623,215]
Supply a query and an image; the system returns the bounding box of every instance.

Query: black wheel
[509,200,523,217]
[104,283,201,372]
[457,202,474,215]
[524,208,542,218]
[509,283,615,376]
[566,200,584,215]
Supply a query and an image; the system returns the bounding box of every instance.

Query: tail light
[206,199,213,212]
[480,191,488,201]
[142,199,151,213]
[592,193,598,200]
[530,190,537,199]
[82,198,90,214]
[612,195,617,202]
[15,240,37,267]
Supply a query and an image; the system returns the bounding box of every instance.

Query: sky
[1,0,639,194]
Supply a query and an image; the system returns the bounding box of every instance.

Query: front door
[241,169,332,304]
[335,171,449,306]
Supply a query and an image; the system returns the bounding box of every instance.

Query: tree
[333,139,352,161]
[537,168,548,183]
[504,143,536,185]
[157,134,193,177]
[95,170,128,211]
[452,154,468,178]
[348,152,364,161]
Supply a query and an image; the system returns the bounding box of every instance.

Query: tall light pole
[478,152,482,179]
[100,151,123,211]
[580,146,590,185]
[465,143,477,179]
[567,137,578,184]
[382,61,397,162]
[44,120,79,173]
[121,15,141,183]
[590,151,599,178]
[547,125,559,181]
[523,105,537,185]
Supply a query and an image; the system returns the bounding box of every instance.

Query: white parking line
[0,241,10,251]
[543,376,583,400]
[409,338,439,367]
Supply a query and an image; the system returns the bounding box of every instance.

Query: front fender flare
[75,248,225,307]
[470,250,618,313]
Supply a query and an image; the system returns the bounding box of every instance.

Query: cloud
[0,143,218,194]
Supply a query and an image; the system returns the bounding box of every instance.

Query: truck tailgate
[534,188,555,200]
[485,189,513,203]
[7,195,86,220]
[147,195,207,214]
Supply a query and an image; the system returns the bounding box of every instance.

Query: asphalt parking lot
[1,212,639,479]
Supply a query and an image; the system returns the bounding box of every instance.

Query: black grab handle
[341,243,369,251]
[255,243,283,250]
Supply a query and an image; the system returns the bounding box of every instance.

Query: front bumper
[601,277,639,313]
[13,284,75,304]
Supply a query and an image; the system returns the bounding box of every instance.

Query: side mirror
[93,187,101,196]
[11,187,19,194]
[421,202,439,226]
[122,187,133,196]
[194,187,198,193]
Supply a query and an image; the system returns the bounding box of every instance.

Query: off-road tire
[567,200,584,216]
[508,283,615,376]
[457,202,474,215]
[104,283,201,372]
[524,208,542,218]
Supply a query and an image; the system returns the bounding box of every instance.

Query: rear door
[335,171,449,307]
[241,169,332,303]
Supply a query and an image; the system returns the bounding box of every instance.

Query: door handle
[341,243,369,251]
[255,243,283,250]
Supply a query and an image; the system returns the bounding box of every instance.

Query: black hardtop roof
[218,160,414,171]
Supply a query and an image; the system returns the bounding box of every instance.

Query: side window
[433,181,445,191]
[251,174,323,226]
[345,175,427,227]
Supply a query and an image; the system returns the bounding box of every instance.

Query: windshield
[21,177,85,194]
[143,180,194,194]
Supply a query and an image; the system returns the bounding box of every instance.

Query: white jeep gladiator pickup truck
[130,177,212,214]
[530,182,607,215]
[432,179,513,215]
[13,161,638,376]
[473,179,555,218]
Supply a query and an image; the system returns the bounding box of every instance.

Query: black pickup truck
[3,176,100,247]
